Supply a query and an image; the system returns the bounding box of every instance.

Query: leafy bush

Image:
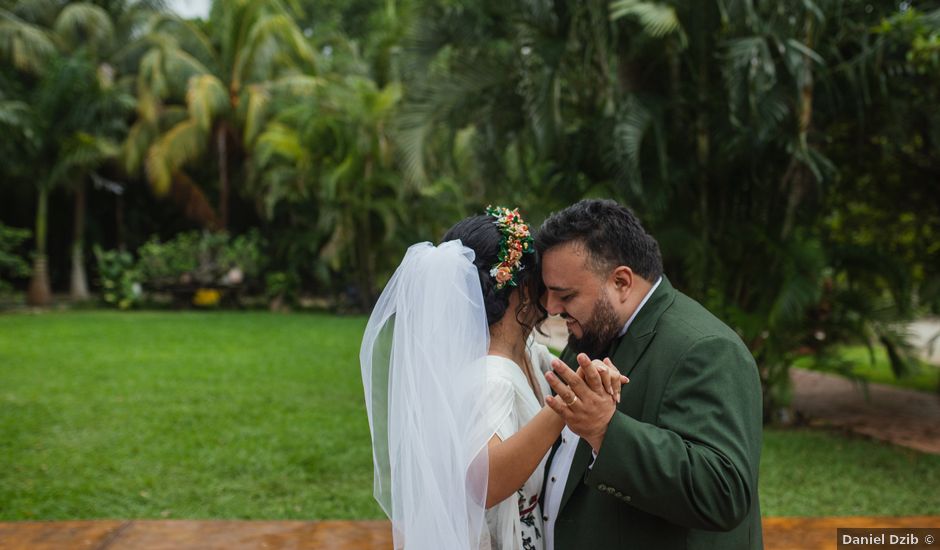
[0,223,31,295]
[265,271,300,308]
[136,230,267,289]
[93,246,141,309]
[135,232,200,288]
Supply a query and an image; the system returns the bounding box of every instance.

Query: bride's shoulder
[486,354,535,384]
[485,354,519,374]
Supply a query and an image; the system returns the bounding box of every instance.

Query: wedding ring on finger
[564,394,579,406]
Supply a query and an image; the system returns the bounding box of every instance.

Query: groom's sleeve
[583,335,762,531]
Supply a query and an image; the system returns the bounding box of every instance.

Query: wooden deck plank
[0,518,937,549]
[0,520,126,550]
[763,516,940,550]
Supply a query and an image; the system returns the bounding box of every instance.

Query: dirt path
[791,368,940,454]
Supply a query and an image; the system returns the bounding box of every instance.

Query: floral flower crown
[486,205,535,290]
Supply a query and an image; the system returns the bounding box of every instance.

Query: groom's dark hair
[535,199,663,281]
[442,214,546,330]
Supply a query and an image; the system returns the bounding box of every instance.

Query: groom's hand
[584,357,628,404]
[545,353,617,453]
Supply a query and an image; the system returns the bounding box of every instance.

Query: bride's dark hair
[441,214,547,332]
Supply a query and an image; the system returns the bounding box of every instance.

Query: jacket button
[624,495,632,502]
[598,484,607,491]
[615,491,622,498]
[607,487,616,495]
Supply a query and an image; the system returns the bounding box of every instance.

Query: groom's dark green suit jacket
[550,276,763,550]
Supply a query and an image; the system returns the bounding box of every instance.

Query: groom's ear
[610,266,634,303]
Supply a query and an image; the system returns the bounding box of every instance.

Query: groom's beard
[567,293,622,359]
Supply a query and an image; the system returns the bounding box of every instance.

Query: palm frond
[722,35,778,126]
[137,48,169,98]
[5,0,60,25]
[122,118,156,175]
[241,84,270,147]
[265,74,325,95]
[137,32,214,101]
[145,118,205,196]
[608,94,669,208]
[255,121,305,168]
[609,0,686,44]
[0,98,31,128]
[48,133,120,189]
[54,2,114,53]
[186,73,228,133]
[160,44,215,95]
[373,81,403,116]
[767,235,826,328]
[396,59,508,189]
[146,14,217,70]
[234,13,316,89]
[0,9,56,73]
[250,121,309,218]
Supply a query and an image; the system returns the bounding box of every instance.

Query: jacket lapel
[608,276,676,378]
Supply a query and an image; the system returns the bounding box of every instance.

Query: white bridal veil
[360,241,495,550]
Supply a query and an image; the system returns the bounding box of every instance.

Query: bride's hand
[578,357,628,404]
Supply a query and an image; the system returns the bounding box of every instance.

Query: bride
[360,206,625,550]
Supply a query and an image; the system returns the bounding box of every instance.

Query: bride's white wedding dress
[483,340,555,550]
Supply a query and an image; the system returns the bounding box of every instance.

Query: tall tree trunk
[70,181,90,300]
[780,13,816,240]
[27,186,52,306]
[217,125,229,232]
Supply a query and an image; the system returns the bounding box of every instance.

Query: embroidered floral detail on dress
[517,491,542,545]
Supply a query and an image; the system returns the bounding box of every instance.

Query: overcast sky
[166,0,211,19]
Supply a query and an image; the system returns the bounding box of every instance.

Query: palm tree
[250,74,405,307]
[126,0,318,231]
[1,0,153,303]
[47,58,130,304]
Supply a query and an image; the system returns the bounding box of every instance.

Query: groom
[536,199,763,550]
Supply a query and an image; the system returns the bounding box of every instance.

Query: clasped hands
[545,354,628,453]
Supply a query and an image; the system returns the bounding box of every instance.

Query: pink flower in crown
[508,248,522,263]
[494,265,513,284]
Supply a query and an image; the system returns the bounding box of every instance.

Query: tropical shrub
[0,223,30,295]
[93,246,141,310]
[265,271,300,310]
[136,230,267,290]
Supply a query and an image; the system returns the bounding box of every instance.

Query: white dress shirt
[542,277,662,550]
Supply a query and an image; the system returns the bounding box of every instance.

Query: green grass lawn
[2,311,938,520]
[0,311,381,520]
